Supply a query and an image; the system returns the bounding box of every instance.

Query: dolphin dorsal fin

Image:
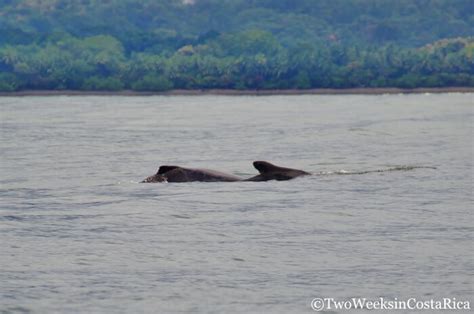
[253,161,280,174]
[158,165,179,174]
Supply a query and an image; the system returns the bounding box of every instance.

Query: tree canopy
[0,0,473,91]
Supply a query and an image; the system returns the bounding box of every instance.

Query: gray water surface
[0,94,473,313]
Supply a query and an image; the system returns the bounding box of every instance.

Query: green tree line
[0,0,473,91]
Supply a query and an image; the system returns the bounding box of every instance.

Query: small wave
[317,165,436,176]
[1,215,26,221]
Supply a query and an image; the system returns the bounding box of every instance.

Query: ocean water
[0,94,472,313]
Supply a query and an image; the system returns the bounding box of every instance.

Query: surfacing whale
[141,161,435,183]
[141,161,310,183]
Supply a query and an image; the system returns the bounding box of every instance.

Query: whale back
[246,161,310,181]
[142,161,310,183]
[142,166,242,183]
[165,167,241,182]
[158,165,179,174]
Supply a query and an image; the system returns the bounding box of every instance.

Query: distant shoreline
[1,87,473,96]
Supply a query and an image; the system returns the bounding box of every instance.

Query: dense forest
[0,0,473,91]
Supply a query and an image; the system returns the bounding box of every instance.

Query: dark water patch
[0,307,32,314]
[0,188,54,198]
[0,213,114,223]
[1,215,26,221]
[170,214,192,219]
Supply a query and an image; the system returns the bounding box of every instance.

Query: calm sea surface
[0,94,473,313]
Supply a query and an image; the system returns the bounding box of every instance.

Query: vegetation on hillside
[0,0,473,91]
